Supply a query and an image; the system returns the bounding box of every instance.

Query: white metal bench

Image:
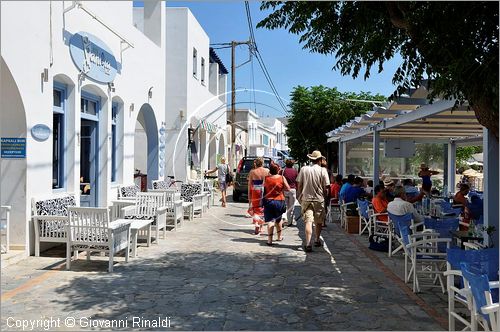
[122,192,168,243]
[31,193,77,256]
[117,184,140,200]
[1,206,11,253]
[181,183,205,217]
[66,207,131,273]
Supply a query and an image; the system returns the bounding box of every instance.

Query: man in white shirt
[387,186,424,224]
[297,151,330,252]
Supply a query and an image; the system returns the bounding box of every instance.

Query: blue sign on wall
[69,31,118,83]
[1,138,26,159]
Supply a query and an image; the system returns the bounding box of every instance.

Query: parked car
[232,156,272,202]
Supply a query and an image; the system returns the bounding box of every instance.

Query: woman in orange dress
[247,157,269,234]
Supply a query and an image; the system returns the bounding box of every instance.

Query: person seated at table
[454,183,472,228]
[371,185,388,222]
[383,178,396,202]
[344,176,367,203]
[330,174,343,203]
[364,180,374,195]
[339,174,355,202]
[387,186,424,224]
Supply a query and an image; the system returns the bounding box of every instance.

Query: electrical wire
[244,1,289,115]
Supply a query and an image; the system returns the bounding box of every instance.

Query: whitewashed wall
[0,0,166,254]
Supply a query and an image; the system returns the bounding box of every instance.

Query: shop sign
[31,124,51,142]
[69,31,117,83]
[1,138,26,159]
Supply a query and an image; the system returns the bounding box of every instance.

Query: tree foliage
[286,86,385,162]
[258,1,499,138]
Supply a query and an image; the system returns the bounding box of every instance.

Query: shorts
[219,181,227,191]
[301,201,325,226]
[264,199,285,223]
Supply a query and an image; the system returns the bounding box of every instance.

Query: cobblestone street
[1,192,447,331]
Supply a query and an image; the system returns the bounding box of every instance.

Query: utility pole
[230,40,252,171]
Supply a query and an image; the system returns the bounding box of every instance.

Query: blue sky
[136,1,403,118]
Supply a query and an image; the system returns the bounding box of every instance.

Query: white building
[1,1,166,254]
[257,117,289,158]
[228,109,289,160]
[134,7,229,181]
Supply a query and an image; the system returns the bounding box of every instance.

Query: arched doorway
[0,56,27,252]
[134,104,159,190]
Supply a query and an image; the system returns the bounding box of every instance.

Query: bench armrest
[109,220,131,231]
[121,205,136,216]
[481,303,499,315]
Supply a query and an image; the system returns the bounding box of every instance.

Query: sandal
[276,230,284,241]
[267,242,274,246]
[304,245,312,252]
[314,240,323,247]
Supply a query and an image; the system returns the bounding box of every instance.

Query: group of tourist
[246,151,329,251]
[208,153,478,252]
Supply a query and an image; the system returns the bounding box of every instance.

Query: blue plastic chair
[424,218,460,252]
[460,262,499,331]
[357,199,371,236]
[445,248,499,331]
[387,212,412,257]
[391,213,451,293]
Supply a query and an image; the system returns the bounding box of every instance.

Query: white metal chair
[1,206,11,253]
[460,262,500,332]
[394,213,451,293]
[66,207,131,273]
[445,248,499,332]
[339,200,356,230]
[163,190,183,231]
[122,192,168,243]
[357,199,372,236]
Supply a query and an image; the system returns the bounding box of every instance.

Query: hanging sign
[69,31,118,83]
[1,138,26,159]
[31,124,51,141]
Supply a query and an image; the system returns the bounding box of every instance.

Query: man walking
[296,150,330,252]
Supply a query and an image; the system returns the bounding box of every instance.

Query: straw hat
[307,150,323,160]
[383,178,394,186]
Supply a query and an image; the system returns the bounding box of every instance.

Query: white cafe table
[114,218,152,257]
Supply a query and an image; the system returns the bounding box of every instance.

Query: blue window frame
[111,102,118,183]
[52,82,66,190]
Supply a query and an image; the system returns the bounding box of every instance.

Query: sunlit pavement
[1,190,446,331]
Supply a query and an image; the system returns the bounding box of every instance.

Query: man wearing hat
[383,178,396,202]
[296,150,330,252]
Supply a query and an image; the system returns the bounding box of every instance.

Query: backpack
[368,235,389,252]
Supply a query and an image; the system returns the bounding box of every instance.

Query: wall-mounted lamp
[41,68,49,82]
[148,86,153,99]
[179,109,184,120]
[130,103,135,112]
[108,82,115,92]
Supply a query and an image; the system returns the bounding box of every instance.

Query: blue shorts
[263,199,285,223]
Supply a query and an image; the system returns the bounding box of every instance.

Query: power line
[244,1,289,115]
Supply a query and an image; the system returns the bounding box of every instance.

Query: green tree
[258,1,499,138]
[286,85,384,163]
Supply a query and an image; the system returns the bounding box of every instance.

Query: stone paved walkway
[1,193,447,331]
